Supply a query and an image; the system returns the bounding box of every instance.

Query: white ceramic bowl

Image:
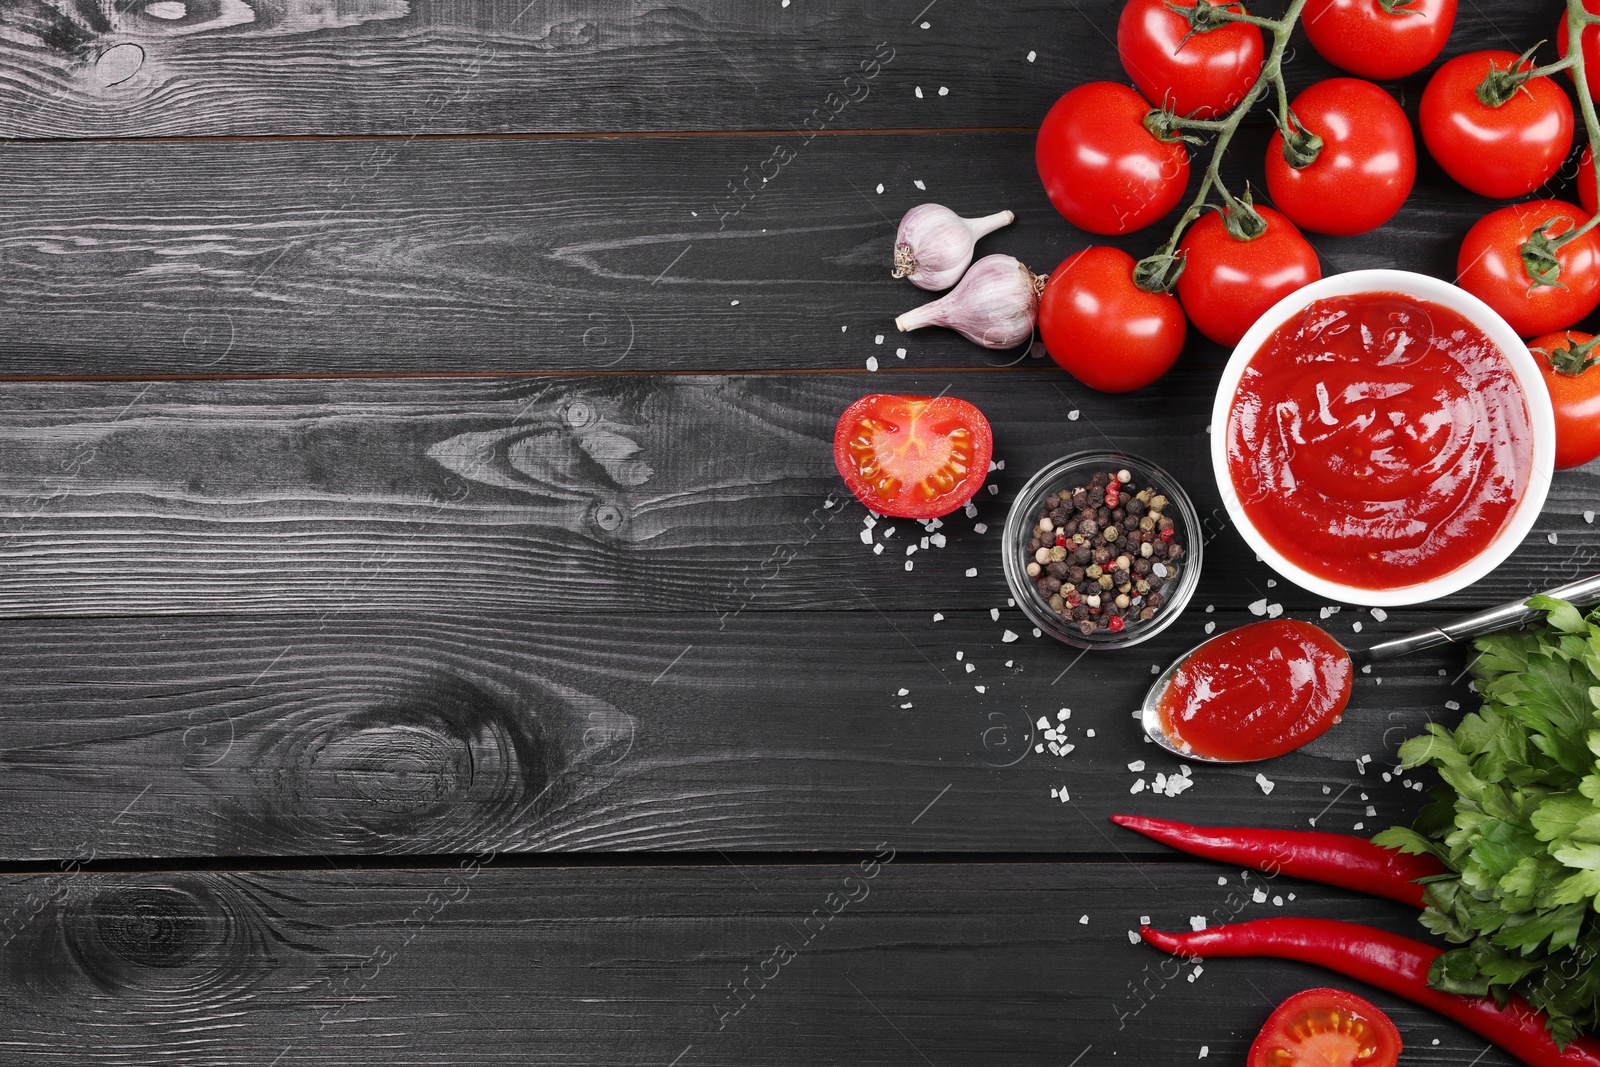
[1211,269,1556,607]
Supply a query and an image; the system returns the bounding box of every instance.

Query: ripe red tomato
[1457,200,1600,338]
[1557,0,1600,100]
[1302,0,1456,80]
[1264,78,1414,236]
[1420,51,1574,199]
[1176,206,1321,346]
[1117,0,1264,119]
[1039,247,1186,393]
[1036,82,1190,235]
[1529,331,1600,468]
[833,395,993,519]
[1247,988,1401,1067]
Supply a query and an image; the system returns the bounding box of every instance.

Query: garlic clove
[892,204,1016,291]
[895,254,1043,350]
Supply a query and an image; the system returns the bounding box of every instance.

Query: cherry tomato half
[1247,988,1401,1067]
[1421,50,1574,199]
[1302,0,1456,81]
[1036,82,1190,236]
[1176,206,1321,347]
[1039,247,1186,393]
[833,395,993,519]
[1529,331,1600,469]
[1117,0,1264,119]
[1458,200,1600,338]
[1265,78,1415,236]
[1557,0,1600,101]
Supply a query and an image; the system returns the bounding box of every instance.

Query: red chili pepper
[1141,918,1600,1067]
[1111,814,1444,908]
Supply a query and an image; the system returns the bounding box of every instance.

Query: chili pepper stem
[1133,0,1312,293]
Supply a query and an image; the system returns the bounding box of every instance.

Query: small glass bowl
[1002,450,1204,650]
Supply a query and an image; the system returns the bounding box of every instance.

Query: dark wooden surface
[1,0,1596,1061]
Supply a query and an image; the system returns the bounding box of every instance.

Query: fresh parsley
[1376,596,1600,1048]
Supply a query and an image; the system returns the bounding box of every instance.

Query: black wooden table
[0,2,1593,1064]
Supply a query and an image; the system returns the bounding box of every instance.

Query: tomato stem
[1133,0,1310,293]
[1543,0,1600,257]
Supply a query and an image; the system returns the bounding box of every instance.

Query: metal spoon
[1141,573,1600,764]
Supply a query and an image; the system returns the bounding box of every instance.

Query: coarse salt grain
[1190,916,1206,932]
[1248,598,1268,615]
[1080,915,1089,924]
[874,334,883,345]
[1128,930,1141,944]
[914,180,926,190]
[974,685,985,693]
[1002,630,1018,643]
[932,612,944,621]
[873,544,883,555]
[860,529,873,545]
[1085,728,1095,737]
[1352,620,1363,632]
[1256,773,1274,795]
[1128,761,1145,772]
[1204,621,1216,634]
[965,567,978,577]
[1027,50,1037,61]
[1068,410,1080,421]
[1131,779,1146,793]
[1371,608,1388,621]
[1266,603,1283,618]
[904,560,913,571]
[1058,709,1070,720]
[896,347,907,359]
[974,523,988,534]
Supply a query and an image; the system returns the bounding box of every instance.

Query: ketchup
[1226,292,1532,590]
[1157,620,1353,762]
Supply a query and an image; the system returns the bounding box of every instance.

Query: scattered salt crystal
[906,545,917,556]
[1445,699,1460,710]
[883,526,895,538]
[1267,603,1283,618]
[874,183,884,194]
[930,533,946,548]
[860,529,873,545]
[904,561,912,571]
[1002,630,1019,643]
[1128,760,1146,772]
[1032,628,1042,638]
[1027,50,1037,61]
[913,180,926,190]
[1036,716,1050,729]
[1200,1047,1209,1059]
[1255,773,1275,795]
[1190,916,1207,932]
[1059,743,1075,755]
[965,503,978,518]
[1587,511,1595,523]
[1131,779,1146,794]
[1360,664,1371,673]
[956,651,964,661]
[874,334,883,345]
[974,523,988,534]
[1068,410,1080,421]
[932,612,944,621]
[974,685,985,694]
[731,299,740,306]
[1266,579,1276,587]
[1249,598,1268,615]
[938,86,949,96]
[1205,604,1214,613]
[995,460,1005,470]
[864,516,876,529]
[1079,915,1089,924]
[1352,620,1363,633]
[1058,709,1070,720]
[990,607,1000,621]
[1381,772,1391,782]
[1151,664,1161,674]
[873,544,883,555]
[1085,729,1095,737]
[1128,930,1141,944]
[915,84,925,97]
[1322,785,1331,795]
[1550,532,1560,545]
[1353,822,1363,830]
[1217,877,1227,886]
[895,348,907,359]
[1371,608,1388,621]
[987,484,998,495]
[965,567,978,577]
[1035,743,1044,753]
[1272,895,1283,907]
[1204,621,1216,634]
[964,663,974,673]
[1141,915,1151,925]
[1004,660,1012,668]
[1252,888,1268,904]
[920,20,929,27]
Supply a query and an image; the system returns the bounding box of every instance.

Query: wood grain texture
[0,863,1524,1066]
[0,372,1593,621]
[0,124,1594,376]
[0,606,1505,859]
[0,0,1554,138]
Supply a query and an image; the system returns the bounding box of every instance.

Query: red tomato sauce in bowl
[1157,619,1353,762]
[1225,291,1533,590]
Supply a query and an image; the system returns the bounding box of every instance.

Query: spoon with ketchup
[1141,574,1600,764]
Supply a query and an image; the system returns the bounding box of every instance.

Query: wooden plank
[0,372,1592,621]
[0,1,1554,139]
[0,863,1516,1065]
[0,607,1490,859]
[0,125,1590,376]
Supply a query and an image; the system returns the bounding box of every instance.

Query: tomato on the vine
[1556,0,1600,100]
[1117,0,1264,119]
[1039,247,1186,393]
[1529,331,1600,469]
[1036,82,1190,235]
[1264,78,1415,236]
[1247,988,1401,1067]
[833,395,993,519]
[1457,200,1600,338]
[1302,0,1456,81]
[1420,50,1574,199]
[1176,205,1321,347]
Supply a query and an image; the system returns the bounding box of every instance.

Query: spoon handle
[1362,573,1600,663]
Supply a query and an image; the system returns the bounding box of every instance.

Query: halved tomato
[1248,988,1402,1067]
[833,395,993,519]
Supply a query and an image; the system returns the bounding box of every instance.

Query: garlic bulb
[892,204,1016,290]
[894,254,1043,349]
